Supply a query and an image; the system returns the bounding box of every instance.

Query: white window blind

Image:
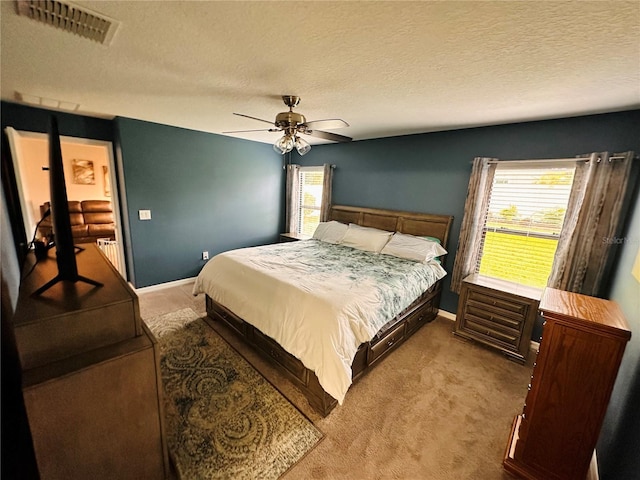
[297,166,324,236]
[476,163,576,288]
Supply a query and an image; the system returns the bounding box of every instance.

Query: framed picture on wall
[71,159,95,185]
[103,166,111,197]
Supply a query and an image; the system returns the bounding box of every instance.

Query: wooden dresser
[454,274,541,363]
[13,245,169,479]
[503,288,631,480]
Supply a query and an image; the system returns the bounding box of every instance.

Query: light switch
[138,209,151,220]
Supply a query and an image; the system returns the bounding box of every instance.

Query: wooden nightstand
[454,273,541,364]
[279,232,311,242]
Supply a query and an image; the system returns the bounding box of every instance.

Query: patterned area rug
[144,308,323,479]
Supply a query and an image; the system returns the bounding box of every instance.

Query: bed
[193,205,454,416]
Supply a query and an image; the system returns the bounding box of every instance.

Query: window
[476,163,576,289]
[453,152,635,296]
[296,166,325,236]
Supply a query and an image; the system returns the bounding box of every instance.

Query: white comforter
[192,240,446,404]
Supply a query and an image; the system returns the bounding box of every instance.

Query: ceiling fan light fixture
[295,136,311,156]
[273,134,295,154]
[231,96,352,150]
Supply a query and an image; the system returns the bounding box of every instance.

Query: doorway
[5,127,127,278]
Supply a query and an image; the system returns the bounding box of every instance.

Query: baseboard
[530,340,540,354]
[134,277,196,294]
[438,309,456,321]
[587,450,599,480]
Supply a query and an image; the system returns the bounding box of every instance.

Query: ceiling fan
[224,95,352,155]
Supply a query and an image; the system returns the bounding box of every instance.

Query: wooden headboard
[328,205,454,250]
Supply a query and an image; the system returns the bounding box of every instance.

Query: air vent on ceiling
[16,0,120,45]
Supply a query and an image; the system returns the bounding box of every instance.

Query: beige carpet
[144,308,324,480]
[137,283,534,479]
[204,314,534,480]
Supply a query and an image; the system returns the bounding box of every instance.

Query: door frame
[4,127,128,278]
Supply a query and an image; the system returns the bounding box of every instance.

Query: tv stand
[13,244,168,479]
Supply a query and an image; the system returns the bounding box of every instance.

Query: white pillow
[312,221,348,244]
[381,232,448,263]
[340,223,393,253]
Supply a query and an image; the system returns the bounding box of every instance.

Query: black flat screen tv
[33,116,101,295]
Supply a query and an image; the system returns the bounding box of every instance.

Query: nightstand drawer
[463,315,520,347]
[465,303,524,332]
[468,290,528,316]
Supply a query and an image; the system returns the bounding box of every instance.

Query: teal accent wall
[114,117,283,288]
[299,110,640,317]
[597,191,640,479]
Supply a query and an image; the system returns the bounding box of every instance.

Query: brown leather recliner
[38,200,116,244]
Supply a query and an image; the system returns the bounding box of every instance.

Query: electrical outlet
[202,251,209,260]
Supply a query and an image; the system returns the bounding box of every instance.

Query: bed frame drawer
[206,296,246,336]
[252,329,309,382]
[405,304,432,336]
[368,323,405,366]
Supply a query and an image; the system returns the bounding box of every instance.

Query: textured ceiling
[1,1,639,145]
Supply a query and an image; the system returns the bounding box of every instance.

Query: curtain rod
[282,163,337,170]
[486,157,589,164]
[486,155,633,165]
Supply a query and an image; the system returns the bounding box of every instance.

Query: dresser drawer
[368,323,405,365]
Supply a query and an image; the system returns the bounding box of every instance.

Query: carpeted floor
[144,308,323,480]
[138,283,534,479]
[277,314,533,480]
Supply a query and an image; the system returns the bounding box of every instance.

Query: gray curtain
[548,151,636,296]
[320,163,333,222]
[450,157,498,294]
[285,164,300,234]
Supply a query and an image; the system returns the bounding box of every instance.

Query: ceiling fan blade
[306,130,353,143]
[223,128,280,133]
[233,113,276,125]
[303,119,349,129]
